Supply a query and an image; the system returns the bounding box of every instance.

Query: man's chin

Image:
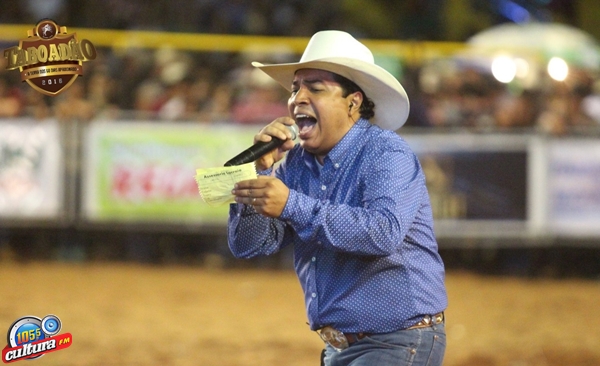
[299,140,317,153]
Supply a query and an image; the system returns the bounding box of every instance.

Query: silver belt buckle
[317,326,349,352]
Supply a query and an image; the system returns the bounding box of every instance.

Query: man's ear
[348,92,363,113]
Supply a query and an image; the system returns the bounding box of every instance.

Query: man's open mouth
[295,114,317,136]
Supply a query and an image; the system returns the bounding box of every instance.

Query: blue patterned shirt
[228,118,448,333]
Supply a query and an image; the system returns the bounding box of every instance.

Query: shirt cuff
[229,202,256,217]
[257,166,273,176]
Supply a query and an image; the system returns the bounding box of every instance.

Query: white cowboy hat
[251,30,410,130]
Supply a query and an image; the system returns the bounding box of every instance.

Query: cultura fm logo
[2,315,72,363]
[3,19,96,96]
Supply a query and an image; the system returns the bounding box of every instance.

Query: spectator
[582,80,600,124]
[157,80,190,121]
[0,75,23,118]
[494,90,538,130]
[134,78,164,120]
[87,67,118,117]
[22,88,51,121]
[198,82,234,123]
[54,82,95,122]
[231,68,288,125]
[184,68,214,121]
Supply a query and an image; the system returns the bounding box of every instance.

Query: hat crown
[299,30,374,64]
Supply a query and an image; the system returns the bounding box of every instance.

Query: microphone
[224,124,299,166]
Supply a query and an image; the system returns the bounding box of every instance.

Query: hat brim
[252,58,410,131]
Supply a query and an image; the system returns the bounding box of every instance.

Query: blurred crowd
[0,45,293,124]
[2,44,600,136]
[411,60,600,134]
[1,0,599,134]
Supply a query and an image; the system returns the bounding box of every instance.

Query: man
[228,30,447,366]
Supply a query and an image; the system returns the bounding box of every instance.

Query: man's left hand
[232,176,290,218]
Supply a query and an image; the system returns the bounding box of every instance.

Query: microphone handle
[224,137,284,167]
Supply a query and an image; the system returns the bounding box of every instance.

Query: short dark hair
[332,73,375,120]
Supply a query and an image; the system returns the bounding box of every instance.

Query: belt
[317,312,445,352]
[407,312,445,330]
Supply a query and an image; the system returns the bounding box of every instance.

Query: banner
[404,134,531,239]
[548,139,600,236]
[82,121,256,224]
[406,134,528,221]
[0,119,63,219]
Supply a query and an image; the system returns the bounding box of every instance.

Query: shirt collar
[301,118,371,169]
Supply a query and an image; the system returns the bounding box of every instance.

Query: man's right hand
[253,116,297,171]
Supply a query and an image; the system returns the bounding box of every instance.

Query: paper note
[195,163,257,206]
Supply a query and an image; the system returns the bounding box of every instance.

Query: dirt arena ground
[1,262,599,366]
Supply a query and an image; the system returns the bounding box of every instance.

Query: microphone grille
[287,124,299,141]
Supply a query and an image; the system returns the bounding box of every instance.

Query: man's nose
[291,87,309,105]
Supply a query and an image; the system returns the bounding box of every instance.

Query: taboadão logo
[2,315,72,363]
[3,19,96,96]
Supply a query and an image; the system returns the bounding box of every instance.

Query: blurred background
[1,1,600,365]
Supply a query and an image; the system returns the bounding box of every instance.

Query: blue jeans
[322,323,445,366]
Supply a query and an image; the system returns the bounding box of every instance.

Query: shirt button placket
[307,252,318,323]
[319,182,327,200]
